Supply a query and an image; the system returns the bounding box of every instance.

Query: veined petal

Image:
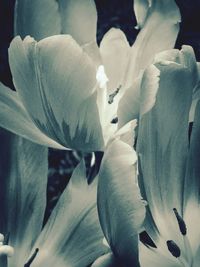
[183,102,200,253]
[58,0,97,45]
[31,161,107,267]
[36,35,104,151]
[98,140,146,266]
[99,28,130,92]
[9,35,104,151]
[0,82,64,149]
[9,36,48,127]
[139,242,179,267]
[137,61,193,242]
[14,0,61,40]
[126,0,181,88]
[0,129,48,267]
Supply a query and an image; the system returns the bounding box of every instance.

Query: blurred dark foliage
[0,0,200,219]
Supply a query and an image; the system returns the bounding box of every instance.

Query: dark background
[0,0,200,218]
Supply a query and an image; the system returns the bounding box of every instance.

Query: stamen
[108,85,122,104]
[173,208,187,235]
[110,117,118,124]
[139,231,157,248]
[166,240,181,258]
[24,248,39,267]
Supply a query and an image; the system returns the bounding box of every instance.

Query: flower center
[166,208,194,267]
[140,209,194,267]
[96,65,108,89]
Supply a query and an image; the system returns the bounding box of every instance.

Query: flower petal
[14,0,61,40]
[137,61,193,241]
[31,161,107,267]
[0,129,48,266]
[99,28,130,92]
[134,0,150,29]
[9,35,104,151]
[139,242,179,267]
[118,46,197,127]
[0,82,64,149]
[98,140,146,266]
[58,0,97,45]
[183,101,200,253]
[91,253,120,267]
[118,65,160,127]
[117,75,142,127]
[126,0,181,88]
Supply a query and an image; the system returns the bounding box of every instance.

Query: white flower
[93,46,200,267]
[0,0,180,152]
[0,131,107,267]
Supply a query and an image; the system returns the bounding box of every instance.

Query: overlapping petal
[98,140,146,266]
[137,58,194,241]
[0,82,64,148]
[118,65,160,127]
[14,0,61,40]
[9,35,104,151]
[31,161,107,267]
[127,0,181,86]
[91,252,120,267]
[99,28,130,92]
[15,0,98,45]
[58,0,97,45]
[118,0,181,126]
[0,129,48,267]
[183,102,200,253]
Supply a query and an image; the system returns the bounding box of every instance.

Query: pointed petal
[126,0,181,88]
[9,35,104,151]
[31,161,107,267]
[0,129,48,267]
[0,82,64,149]
[14,0,61,40]
[58,0,97,45]
[134,0,150,29]
[98,140,146,266]
[100,28,130,92]
[137,60,193,241]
